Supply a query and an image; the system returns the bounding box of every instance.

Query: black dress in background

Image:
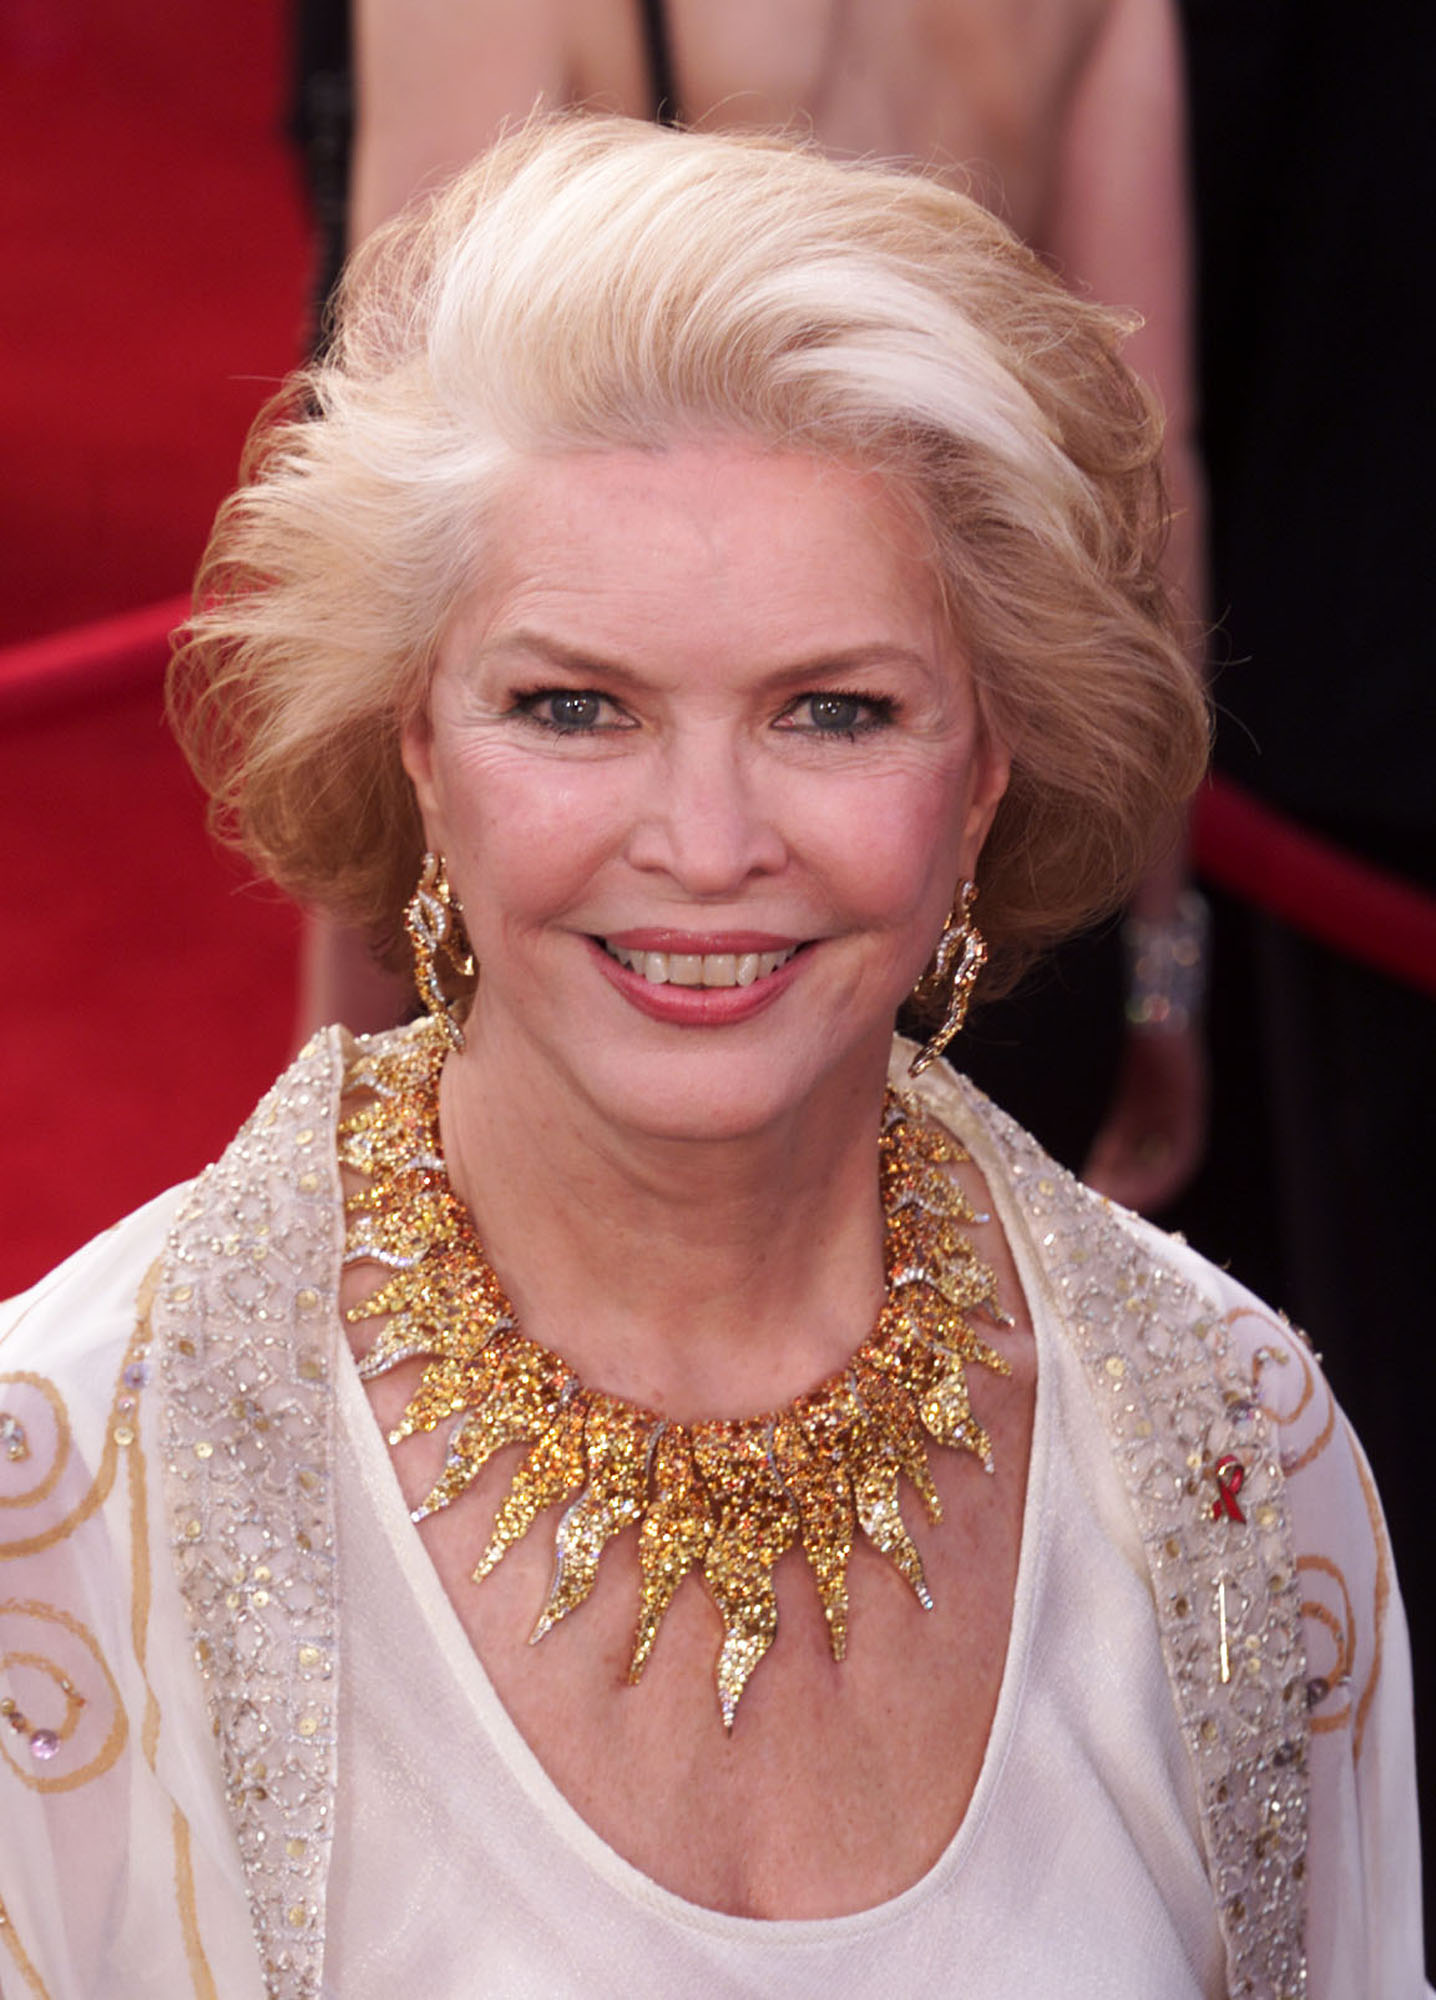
[1176,0,1435,1951]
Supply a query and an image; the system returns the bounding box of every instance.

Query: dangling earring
[908,880,986,1078]
[404,852,475,1051]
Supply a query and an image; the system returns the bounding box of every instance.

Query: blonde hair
[170,114,1207,991]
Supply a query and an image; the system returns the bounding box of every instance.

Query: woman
[302,0,1211,1219]
[0,120,1423,1996]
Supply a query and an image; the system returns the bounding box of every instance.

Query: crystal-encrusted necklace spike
[340,1020,1011,1729]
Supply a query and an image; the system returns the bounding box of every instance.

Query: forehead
[467,439,947,653]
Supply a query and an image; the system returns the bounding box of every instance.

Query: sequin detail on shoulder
[156,1032,346,2000]
[919,1062,1309,2000]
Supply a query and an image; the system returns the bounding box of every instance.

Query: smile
[601,942,801,988]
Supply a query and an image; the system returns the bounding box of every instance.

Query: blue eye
[780,692,896,737]
[545,692,603,731]
[807,695,866,732]
[514,689,628,733]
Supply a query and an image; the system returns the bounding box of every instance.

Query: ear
[958,727,1011,877]
[400,710,443,848]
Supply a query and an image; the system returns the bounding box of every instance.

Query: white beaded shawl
[0,1027,1423,1997]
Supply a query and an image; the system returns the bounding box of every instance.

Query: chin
[558,1018,895,1148]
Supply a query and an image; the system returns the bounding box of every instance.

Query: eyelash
[510,688,632,734]
[508,687,899,740]
[776,691,898,740]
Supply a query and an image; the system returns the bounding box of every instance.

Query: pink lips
[587,933,808,1026]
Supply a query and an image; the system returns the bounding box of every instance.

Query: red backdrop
[0,0,310,1292]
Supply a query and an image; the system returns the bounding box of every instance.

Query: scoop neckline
[335,1064,1058,1944]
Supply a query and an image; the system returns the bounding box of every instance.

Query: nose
[624,725,787,897]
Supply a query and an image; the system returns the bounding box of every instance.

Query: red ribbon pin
[1211,1454,1246,1523]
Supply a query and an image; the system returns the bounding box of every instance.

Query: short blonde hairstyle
[170,115,1207,993]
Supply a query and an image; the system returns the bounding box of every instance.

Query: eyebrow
[473,629,936,688]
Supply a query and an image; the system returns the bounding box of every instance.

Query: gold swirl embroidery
[0,1599,127,1792]
[1352,1444,1390,1764]
[172,1808,220,2000]
[0,1647,87,1746]
[0,1888,52,1998]
[0,1323,165,1558]
[1296,1554,1355,1735]
[0,1375,71,1514]
[1232,1309,1337,1476]
[1,1264,214,1990]
[128,1267,163,1768]
[1241,1301,1391,1764]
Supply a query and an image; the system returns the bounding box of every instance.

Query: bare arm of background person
[350,0,651,241]
[1044,0,1210,1212]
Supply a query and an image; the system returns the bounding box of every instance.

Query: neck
[435,1018,895,1420]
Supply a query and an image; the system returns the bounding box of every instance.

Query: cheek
[434,743,628,920]
[807,764,969,928]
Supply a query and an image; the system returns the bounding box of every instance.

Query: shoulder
[1,1184,190,1394]
[0,1023,352,1402]
[1148,1235,1426,1985]
[911,1050,1428,1989]
[941,1047,1395,1621]
[1120,1214,1391,1635]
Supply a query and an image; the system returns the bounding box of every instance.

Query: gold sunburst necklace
[339,1020,1012,1729]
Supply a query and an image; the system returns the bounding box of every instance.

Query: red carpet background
[1,0,311,1294]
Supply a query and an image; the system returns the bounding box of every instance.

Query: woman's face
[403,439,1009,1141]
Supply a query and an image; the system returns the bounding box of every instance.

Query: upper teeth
[605,944,799,987]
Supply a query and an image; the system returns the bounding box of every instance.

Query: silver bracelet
[1123,889,1210,1034]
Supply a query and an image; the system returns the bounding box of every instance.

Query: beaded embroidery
[920,1057,1309,1999]
[157,1035,344,2000]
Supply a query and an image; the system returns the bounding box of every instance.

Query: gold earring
[404,852,475,1051]
[908,880,986,1078]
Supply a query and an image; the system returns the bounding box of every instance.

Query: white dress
[0,1028,1426,1997]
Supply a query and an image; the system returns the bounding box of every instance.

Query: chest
[324,1316,1227,1998]
[358,1349,1035,1918]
